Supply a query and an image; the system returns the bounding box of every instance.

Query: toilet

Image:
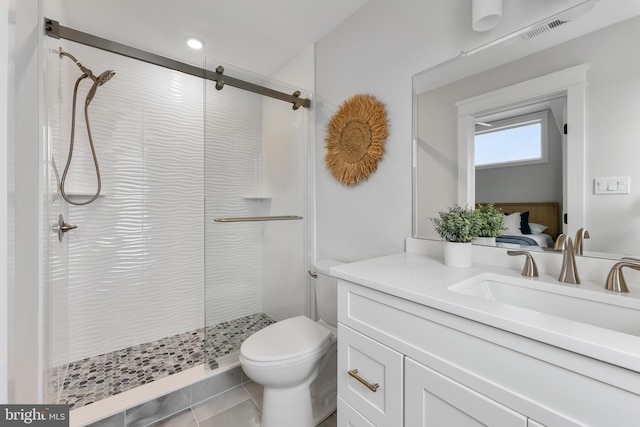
[239,260,341,427]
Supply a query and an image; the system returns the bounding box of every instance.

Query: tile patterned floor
[89,382,338,427]
[143,381,337,427]
[55,313,275,408]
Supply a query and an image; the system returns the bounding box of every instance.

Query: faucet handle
[507,250,539,277]
[605,261,640,293]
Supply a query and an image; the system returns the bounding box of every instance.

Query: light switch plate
[594,176,630,194]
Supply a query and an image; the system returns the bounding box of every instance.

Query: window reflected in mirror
[475,111,547,169]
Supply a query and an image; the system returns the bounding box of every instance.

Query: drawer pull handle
[348,369,379,392]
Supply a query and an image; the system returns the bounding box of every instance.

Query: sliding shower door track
[44,18,311,110]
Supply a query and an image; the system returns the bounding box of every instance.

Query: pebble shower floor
[52,312,275,409]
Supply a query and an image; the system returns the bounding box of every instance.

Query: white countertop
[331,252,640,374]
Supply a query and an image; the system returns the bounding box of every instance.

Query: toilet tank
[314,260,343,327]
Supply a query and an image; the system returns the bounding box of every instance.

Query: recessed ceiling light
[186,38,204,50]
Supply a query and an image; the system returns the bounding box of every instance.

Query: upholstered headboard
[477,202,560,239]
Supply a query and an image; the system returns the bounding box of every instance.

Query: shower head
[86,70,115,105]
[95,69,116,86]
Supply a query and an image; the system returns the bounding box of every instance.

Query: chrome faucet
[605,261,640,293]
[574,228,590,255]
[507,250,539,277]
[556,235,580,284]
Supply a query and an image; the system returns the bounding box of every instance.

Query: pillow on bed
[528,222,548,234]
[520,211,532,234]
[503,212,522,234]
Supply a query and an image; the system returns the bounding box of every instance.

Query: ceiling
[54,0,370,76]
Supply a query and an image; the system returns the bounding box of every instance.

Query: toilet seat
[240,315,333,367]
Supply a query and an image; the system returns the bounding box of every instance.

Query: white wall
[12,0,41,404]
[583,19,640,255]
[315,0,592,262]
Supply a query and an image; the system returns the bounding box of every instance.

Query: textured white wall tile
[45,41,309,365]
[204,84,263,326]
[49,42,205,362]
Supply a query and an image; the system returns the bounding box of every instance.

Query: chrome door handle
[56,214,77,242]
[348,369,379,392]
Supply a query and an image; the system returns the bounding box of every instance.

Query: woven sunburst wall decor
[325,94,388,186]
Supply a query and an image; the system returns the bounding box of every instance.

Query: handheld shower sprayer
[58,47,116,205]
[86,70,116,105]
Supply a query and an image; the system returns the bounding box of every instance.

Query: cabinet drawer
[405,358,527,426]
[337,396,375,427]
[338,323,403,426]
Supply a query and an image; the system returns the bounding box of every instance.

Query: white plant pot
[443,241,473,268]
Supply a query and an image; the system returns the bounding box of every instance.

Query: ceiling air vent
[521,19,569,40]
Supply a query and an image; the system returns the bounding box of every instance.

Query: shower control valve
[55,214,77,242]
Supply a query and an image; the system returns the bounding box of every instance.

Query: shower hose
[59,72,102,206]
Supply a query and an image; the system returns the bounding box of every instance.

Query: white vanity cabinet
[404,357,530,426]
[336,278,640,426]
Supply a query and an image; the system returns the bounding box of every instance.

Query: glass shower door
[203,61,310,368]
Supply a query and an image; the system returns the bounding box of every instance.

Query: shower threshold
[53,312,275,409]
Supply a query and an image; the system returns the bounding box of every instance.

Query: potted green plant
[474,204,505,246]
[430,205,480,268]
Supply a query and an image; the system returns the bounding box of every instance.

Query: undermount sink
[448,273,640,337]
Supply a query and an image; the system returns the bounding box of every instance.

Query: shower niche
[43,33,311,410]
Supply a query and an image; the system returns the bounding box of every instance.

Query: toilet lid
[241,315,332,364]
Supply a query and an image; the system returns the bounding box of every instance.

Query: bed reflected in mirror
[476,202,559,250]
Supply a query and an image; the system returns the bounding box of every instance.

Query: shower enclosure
[43,28,311,409]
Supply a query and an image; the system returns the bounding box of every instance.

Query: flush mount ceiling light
[472,0,503,32]
[186,37,204,50]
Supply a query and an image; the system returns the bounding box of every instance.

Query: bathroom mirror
[413,2,640,260]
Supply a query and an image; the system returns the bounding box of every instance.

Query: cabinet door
[338,324,403,426]
[337,396,375,427]
[405,358,527,426]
